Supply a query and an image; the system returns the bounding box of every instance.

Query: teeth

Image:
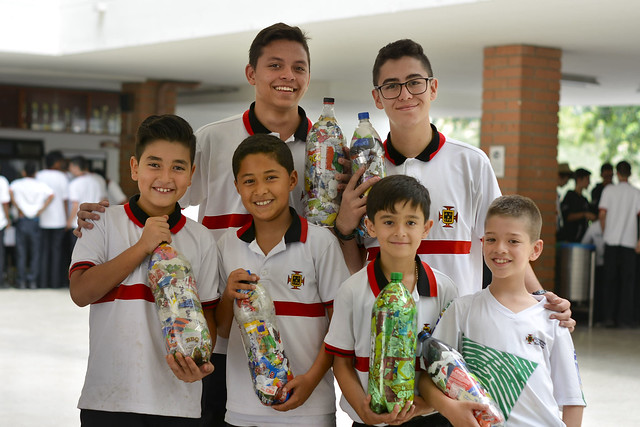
[155,188,172,193]
[494,259,509,264]
[255,200,271,206]
[275,86,294,92]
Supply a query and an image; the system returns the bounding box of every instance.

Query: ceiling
[1,0,639,118]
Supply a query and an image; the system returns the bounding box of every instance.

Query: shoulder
[431,267,459,297]
[195,113,244,137]
[182,217,216,243]
[443,137,491,162]
[305,222,340,247]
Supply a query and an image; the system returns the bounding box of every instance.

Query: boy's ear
[530,239,544,262]
[422,219,434,238]
[364,216,376,238]
[245,64,256,86]
[429,78,439,101]
[289,170,298,190]
[372,88,384,110]
[130,156,139,181]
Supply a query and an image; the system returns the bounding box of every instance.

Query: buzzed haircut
[135,115,196,164]
[45,150,64,168]
[366,175,431,222]
[616,160,631,178]
[23,161,38,177]
[486,195,542,241]
[69,156,88,171]
[372,39,433,86]
[248,23,310,69]
[232,134,295,179]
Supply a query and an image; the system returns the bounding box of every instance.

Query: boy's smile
[130,139,194,217]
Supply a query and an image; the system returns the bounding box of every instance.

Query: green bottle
[368,272,417,413]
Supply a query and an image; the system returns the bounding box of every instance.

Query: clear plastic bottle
[418,328,505,426]
[233,272,293,406]
[350,112,386,236]
[368,272,417,413]
[304,97,347,227]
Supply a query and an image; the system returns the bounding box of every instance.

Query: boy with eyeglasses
[335,39,575,328]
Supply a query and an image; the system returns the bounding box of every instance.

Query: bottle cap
[357,112,369,120]
[323,97,335,104]
[390,272,403,281]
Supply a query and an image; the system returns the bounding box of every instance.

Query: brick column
[480,45,561,289]
[118,80,197,196]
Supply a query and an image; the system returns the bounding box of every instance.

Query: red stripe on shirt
[69,261,95,277]
[273,301,326,317]
[325,343,355,358]
[202,214,253,230]
[367,239,472,260]
[93,283,155,304]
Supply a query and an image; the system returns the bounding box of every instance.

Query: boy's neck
[389,120,433,159]
[253,208,294,255]
[136,196,176,218]
[488,275,538,313]
[379,253,418,293]
[254,101,301,141]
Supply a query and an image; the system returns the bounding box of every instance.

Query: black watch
[532,289,548,295]
[333,226,357,241]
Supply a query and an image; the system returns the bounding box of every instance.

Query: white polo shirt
[324,254,458,424]
[0,175,10,229]
[10,176,53,219]
[598,181,640,248]
[68,174,105,228]
[364,125,501,297]
[217,210,349,426]
[432,288,586,426]
[36,168,69,229]
[69,196,219,418]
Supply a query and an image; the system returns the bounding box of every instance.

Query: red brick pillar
[118,80,196,196]
[480,45,561,289]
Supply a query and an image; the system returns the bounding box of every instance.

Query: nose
[280,66,294,80]
[397,83,413,100]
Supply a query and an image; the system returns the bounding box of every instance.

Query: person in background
[36,150,69,288]
[590,162,613,214]
[559,168,596,242]
[66,156,105,247]
[9,161,54,289]
[0,167,10,288]
[581,220,605,324]
[556,162,573,241]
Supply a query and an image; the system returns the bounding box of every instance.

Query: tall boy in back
[325,175,459,427]
[215,134,349,426]
[420,195,585,427]
[69,115,220,426]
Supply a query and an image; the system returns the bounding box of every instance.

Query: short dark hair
[248,23,310,69]
[366,175,431,222]
[373,39,433,86]
[45,150,64,168]
[24,161,38,177]
[135,115,195,164]
[69,156,88,171]
[232,134,294,179]
[486,195,542,241]
[601,162,613,173]
[573,168,591,180]
[616,160,631,178]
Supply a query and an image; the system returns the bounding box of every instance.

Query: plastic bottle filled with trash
[418,328,505,426]
[304,97,347,227]
[147,243,212,366]
[350,112,386,236]
[368,272,417,413]
[233,271,293,406]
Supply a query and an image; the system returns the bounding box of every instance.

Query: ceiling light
[561,73,599,86]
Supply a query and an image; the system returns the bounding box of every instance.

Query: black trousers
[80,409,200,427]
[603,245,637,327]
[353,412,452,427]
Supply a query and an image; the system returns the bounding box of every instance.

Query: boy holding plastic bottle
[68,115,220,425]
[215,134,349,426]
[325,174,459,426]
[420,195,585,426]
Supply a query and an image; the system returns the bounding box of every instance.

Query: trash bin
[556,242,595,303]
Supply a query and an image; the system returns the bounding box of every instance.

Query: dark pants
[40,227,65,288]
[353,412,452,427]
[603,245,636,327]
[0,227,5,287]
[15,217,41,285]
[200,352,227,427]
[80,409,200,427]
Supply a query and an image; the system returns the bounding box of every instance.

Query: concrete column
[480,44,562,288]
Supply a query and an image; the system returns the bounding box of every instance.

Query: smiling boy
[215,134,349,426]
[69,115,219,425]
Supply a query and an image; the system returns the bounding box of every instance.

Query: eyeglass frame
[374,77,434,100]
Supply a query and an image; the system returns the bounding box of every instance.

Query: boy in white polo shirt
[325,175,458,427]
[69,115,219,426]
[215,134,349,426]
[9,162,54,289]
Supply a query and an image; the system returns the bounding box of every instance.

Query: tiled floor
[1,288,638,426]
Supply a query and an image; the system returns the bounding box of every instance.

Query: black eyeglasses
[375,77,434,100]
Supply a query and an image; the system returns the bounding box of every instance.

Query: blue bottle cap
[358,112,369,120]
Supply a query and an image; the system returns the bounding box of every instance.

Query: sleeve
[315,231,351,308]
[473,152,502,240]
[180,126,209,207]
[0,177,10,203]
[437,275,459,314]
[431,299,462,351]
[69,211,107,275]
[215,233,229,295]
[68,180,79,203]
[107,180,127,204]
[324,277,356,357]
[549,327,586,407]
[598,186,611,210]
[196,231,220,307]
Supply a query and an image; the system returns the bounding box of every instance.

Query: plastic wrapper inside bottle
[368,274,417,413]
[419,330,505,426]
[233,280,293,405]
[148,243,212,366]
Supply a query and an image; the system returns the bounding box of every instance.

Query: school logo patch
[287,271,305,290]
[525,334,546,349]
[438,206,458,228]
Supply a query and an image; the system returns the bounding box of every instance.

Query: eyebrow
[381,73,426,85]
[266,55,308,66]
[144,155,189,165]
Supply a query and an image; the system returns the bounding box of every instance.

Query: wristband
[532,289,548,295]
[333,226,357,241]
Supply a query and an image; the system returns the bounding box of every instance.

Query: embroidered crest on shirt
[525,334,546,349]
[287,271,305,290]
[438,206,458,228]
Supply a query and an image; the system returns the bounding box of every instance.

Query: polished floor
[1,288,638,426]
